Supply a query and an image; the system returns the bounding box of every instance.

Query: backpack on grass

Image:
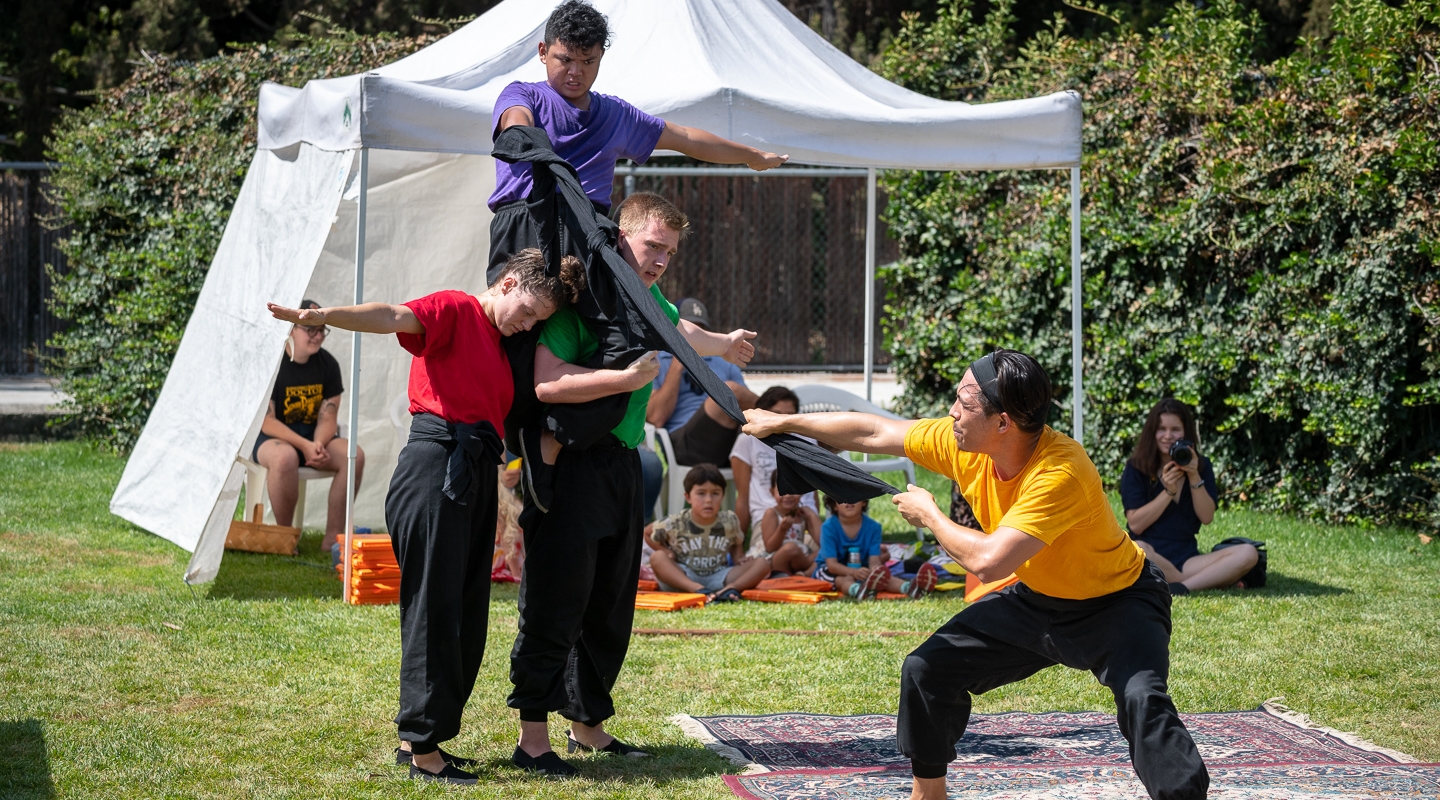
[1211,537,1267,588]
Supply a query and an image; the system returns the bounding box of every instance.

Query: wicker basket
[226,503,301,555]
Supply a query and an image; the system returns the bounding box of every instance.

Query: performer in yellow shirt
[742,349,1209,800]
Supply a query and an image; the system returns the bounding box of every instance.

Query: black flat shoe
[409,763,478,785]
[566,730,651,758]
[512,746,579,777]
[394,746,478,769]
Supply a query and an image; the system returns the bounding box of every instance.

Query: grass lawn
[1,441,1438,798]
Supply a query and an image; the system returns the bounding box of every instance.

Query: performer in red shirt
[268,248,585,785]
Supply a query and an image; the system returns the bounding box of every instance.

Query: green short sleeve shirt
[539,284,680,448]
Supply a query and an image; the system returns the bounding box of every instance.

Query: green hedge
[878,0,1440,526]
[44,33,435,450]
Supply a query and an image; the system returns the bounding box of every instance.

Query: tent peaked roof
[258,0,1081,170]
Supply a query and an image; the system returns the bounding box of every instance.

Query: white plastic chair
[792,384,921,537]
[236,456,335,531]
[645,422,735,518]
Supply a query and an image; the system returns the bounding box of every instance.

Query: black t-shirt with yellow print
[271,348,344,434]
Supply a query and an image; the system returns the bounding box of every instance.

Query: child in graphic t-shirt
[648,464,772,602]
[815,496,938,601]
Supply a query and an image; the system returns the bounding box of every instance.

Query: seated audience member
[730,386,819,536]
[494,471,524,582]
[254,299,364,552]
[648,464,771,602]
[1121,398,1258,595]
[815,496,937,601]
[646,297,759,466]
[753,469,820,576]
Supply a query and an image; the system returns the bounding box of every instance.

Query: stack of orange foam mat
[334,534,401,605]
[634,591,706,611]
[742,575,839,604]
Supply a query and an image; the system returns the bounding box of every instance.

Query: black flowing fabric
[491,126,898,504]
[770,434,899,502]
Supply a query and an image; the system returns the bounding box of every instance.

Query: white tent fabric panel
[112,145,498,581]
[257,0,1082,170]
[110,144,353,555]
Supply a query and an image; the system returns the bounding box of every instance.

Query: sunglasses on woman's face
[300,326,330,338]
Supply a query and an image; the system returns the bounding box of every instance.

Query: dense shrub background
[879,0,1440,526]
[42,0,1440,528]
[45,32,435,450]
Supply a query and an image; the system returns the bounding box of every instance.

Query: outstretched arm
[742,409,913,457]
[678,319,756,365]
[893,484,1046,582]
[657,122,788,171]
[268,302,423,335]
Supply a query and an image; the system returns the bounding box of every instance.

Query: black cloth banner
[491,126,898,504]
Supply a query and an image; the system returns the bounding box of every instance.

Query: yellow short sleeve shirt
[904,418,1144,600]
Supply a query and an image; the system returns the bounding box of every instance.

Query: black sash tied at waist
[407,413,505,504]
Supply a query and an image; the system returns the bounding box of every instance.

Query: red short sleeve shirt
[396,291,512,437]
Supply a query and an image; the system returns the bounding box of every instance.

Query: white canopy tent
[110,0,1084,589]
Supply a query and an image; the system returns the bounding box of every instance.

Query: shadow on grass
[476,744,736,783]
[207,531,341,601]
[1252,572,1349,597]
[0,719,53,799]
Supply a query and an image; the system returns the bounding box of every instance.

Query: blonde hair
[616,191,690,239]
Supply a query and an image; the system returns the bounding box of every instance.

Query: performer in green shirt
[507,192,754,776]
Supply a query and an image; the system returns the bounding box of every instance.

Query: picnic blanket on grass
[671,703,1434,799]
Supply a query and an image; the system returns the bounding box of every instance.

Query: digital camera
[1169,438,1195,467]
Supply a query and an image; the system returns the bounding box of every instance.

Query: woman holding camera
[1121,398,1258,595]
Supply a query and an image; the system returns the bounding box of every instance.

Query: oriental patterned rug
[723,763,1440,800]
[670,704,1435,800]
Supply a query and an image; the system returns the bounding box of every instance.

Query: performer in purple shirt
[487,2,786,236]
[487,3,777,482]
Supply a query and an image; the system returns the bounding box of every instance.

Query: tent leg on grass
[343,147,369,604]
[1070,165,1083,444]
[864,166,876,404]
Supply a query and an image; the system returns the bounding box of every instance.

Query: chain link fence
[0,165,67,375]
[611,166,898,369]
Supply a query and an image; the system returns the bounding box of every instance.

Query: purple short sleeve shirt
[489,81,666,211]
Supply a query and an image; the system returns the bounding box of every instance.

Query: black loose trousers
[385,430,498,754]
[507,440,644,726]
[897,561,1210,800]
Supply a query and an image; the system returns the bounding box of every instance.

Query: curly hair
[545,1,610,51]
[494,248,586,308]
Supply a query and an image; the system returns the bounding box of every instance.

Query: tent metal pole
[1069,166,1083,445]
[343,147,369,604]
[864,167,876,404]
